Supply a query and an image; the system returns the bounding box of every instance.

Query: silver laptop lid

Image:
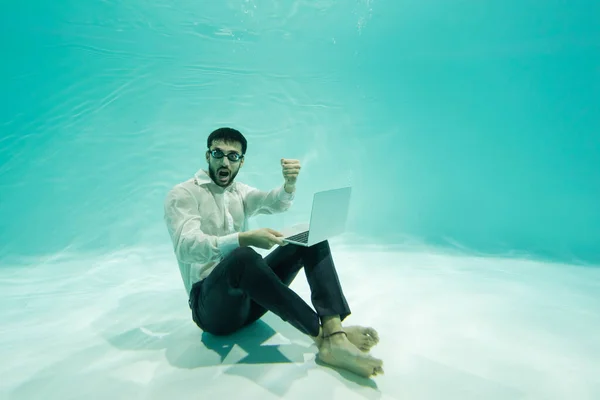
[307,186,352,245]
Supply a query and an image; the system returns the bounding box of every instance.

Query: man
[163,127,384,378]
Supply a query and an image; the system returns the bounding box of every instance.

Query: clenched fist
[281,158,301,187]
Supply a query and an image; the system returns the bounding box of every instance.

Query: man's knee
[227,247,266,274]
[310,239,331,253]
[315,239,330,249]
[231,246,262,262]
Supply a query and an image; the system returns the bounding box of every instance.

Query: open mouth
[217,169,230,183]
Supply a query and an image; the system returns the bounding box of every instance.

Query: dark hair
[207,127,247,154]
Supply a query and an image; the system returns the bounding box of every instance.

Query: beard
[209,164,238,187]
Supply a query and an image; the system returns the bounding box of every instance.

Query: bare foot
[345,326,379,352]
[313,326,379,353]
[317,333,384,378]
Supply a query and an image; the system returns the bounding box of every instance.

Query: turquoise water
[1,1,599,264]
[1,1,600,399]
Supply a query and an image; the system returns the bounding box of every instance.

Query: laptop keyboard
[286,231,309,243]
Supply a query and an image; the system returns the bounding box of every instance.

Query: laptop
[281,186,352,247]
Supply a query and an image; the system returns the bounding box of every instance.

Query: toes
[361,336,376,350]
[360,339,373,352]
[345,326,380,350]
[370,363,384,377]
[365,327,379,343]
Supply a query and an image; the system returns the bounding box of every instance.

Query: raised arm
[240,183,295,218]
[163,186,239,264]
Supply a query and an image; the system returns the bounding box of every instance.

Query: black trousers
[188,240,351,337]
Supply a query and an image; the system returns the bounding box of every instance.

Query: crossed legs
[189,240,383,377]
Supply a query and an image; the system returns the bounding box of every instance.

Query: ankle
[323,330,347,344]
[321,315,343,336]
[313,326,323,341]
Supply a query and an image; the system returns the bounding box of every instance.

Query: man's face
[206,140,244,187]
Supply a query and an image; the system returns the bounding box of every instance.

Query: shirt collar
[194,169,212,185]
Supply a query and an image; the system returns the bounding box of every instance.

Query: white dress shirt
[163,169,295,296]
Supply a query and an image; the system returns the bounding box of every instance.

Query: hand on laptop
[239,228,288,250]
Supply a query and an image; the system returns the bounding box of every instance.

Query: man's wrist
[217,232,241,256]
[239,231,252,247]
[284,183,295,194]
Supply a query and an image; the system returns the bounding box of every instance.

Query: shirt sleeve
[240,183,295,218]
[164,186,239,264]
